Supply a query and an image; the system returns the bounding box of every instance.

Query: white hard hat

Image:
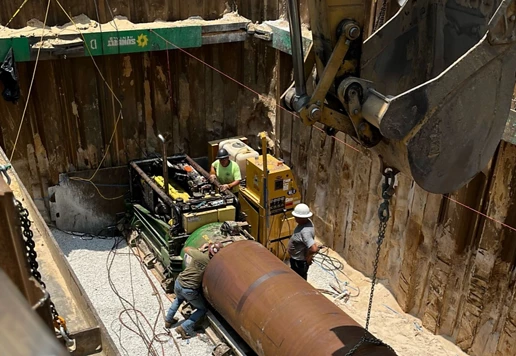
[292,203,313,218]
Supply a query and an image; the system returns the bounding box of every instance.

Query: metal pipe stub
[203,240,397,356]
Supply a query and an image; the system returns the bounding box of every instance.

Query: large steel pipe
[202,241,396,356]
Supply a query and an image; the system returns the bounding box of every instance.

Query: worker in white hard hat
[209,148,242,193]
[287,203,321,280]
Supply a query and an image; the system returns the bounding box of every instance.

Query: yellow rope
[53,0,127,201]
[78,180,126,201]
[70,110,124,200]
[9,0,51,162]
[4,0,31,28]
[71,110,122,182]
[53,0,123,108]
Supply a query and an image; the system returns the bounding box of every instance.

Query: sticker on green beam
[84,26,202,56]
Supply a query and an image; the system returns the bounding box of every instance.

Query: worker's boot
[164,317,179,329]
[175,325,191,339]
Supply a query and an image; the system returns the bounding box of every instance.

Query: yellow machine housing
[239,154,302,259]
[182,205,236,234]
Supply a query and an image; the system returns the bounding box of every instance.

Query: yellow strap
[5,0,30,27]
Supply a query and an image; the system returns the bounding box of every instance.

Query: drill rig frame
[127,154,246,291]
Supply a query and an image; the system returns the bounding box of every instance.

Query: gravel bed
[51,228,214,356]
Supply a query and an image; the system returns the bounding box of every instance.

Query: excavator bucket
[286,0,516,194]
[360,0,516,193]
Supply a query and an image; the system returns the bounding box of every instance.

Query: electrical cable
[313,247,361,298]
[129,245,183,356]
[50,224,117,240]
[9,0,51,162]
[103,231,185,356]
[105,236,164,356]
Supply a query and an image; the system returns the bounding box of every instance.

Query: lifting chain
[345,167,398,356]
[16,199,62,328]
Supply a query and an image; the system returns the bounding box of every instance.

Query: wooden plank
[385,174,416,308]
[168,50,181,153]
[222,42,243,138]
[410,192,442,316]
[187,47,206,157]
[55,59,80,171]
[70,57,103,170]
[118,53,142,161]
[344,149,373,274]
[149,51,173,156]
[276,50,294,163]
[209,43,225,141]
[421,174,487,336]
[309,131,335,247]
[176,51,190,153]
[142,52,159,154]
[204,46,215,143]
[332,135,359,253]
[95,54,119,168]
[463,143,516,355]
[30,60,68,184]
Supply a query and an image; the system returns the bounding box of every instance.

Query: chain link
[16,199,61,324]
[345,169,397,356]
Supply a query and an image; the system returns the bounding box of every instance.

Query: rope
[9,0,51,162]
[148,29,362,155]
[69,111,125,200]
[53,0,123,108]
[53,0,127,200]
[3,0,31,28]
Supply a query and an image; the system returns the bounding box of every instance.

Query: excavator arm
[284,0,516,194]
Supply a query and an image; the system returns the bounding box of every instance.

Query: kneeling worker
[165,242,224,338]
[209,148,241,193]
[288,203,320,280]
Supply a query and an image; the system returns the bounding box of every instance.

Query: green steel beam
[0,17,250,61]
[264,20,312,56]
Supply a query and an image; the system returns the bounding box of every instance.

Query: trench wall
[1,1,516,355]
[0,0,301,216]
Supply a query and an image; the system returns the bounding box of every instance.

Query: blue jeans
[166,279,207,335]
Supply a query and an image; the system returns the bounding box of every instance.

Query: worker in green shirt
[209,148,242,193]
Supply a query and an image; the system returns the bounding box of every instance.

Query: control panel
[270,196,286,214]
